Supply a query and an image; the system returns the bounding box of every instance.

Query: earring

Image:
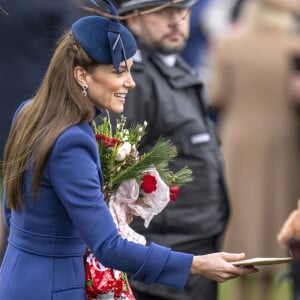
[82,84,88,96]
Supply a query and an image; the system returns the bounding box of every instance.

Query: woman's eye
[114,68,125,74]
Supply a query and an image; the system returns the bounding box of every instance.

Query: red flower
[140,174,157,194]
[169,186,179,202]
[95,133,121,148]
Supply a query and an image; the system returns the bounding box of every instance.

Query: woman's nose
[125,73,136,89]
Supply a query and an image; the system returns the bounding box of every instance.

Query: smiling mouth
[115,94,126,103]
[115,93,126,99]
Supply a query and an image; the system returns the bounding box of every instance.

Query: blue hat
[72,0,137,72]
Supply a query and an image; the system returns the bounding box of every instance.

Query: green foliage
[112,137,193,188]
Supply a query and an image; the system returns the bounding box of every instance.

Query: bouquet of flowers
[85,111,193,300]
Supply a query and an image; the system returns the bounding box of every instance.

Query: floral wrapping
[109,169,170,243]
[85,249,135,300]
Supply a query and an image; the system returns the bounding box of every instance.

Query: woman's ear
[74,66,88,86]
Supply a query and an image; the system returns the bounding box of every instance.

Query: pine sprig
[166,167,194,186]
[111,137,178,188]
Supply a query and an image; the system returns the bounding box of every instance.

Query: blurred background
[1,0,300,299]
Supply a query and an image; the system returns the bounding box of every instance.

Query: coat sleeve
[48,126,193,289]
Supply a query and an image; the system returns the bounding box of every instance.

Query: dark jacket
[122,44,230,246]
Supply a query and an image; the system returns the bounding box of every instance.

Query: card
[232,257,292,267]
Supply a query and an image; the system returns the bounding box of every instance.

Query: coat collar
[133,43,204,88]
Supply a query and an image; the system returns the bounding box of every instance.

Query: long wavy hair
[3,31,99,211]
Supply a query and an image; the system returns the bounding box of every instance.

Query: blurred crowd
[1,0,300,299]
[205,0,300,299]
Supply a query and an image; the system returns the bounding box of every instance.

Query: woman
[0,1,257,299]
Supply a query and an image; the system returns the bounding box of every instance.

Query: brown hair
[3,31,99,211]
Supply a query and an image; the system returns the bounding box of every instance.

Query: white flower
[115,142,132,161]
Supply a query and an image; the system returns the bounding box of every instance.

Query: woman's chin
[112,105,124,114]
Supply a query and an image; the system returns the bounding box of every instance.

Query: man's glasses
[147,7,191,22]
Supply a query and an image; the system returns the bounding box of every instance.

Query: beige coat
[208,28,300,259]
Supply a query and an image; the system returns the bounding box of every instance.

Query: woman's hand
[190,252,258,283]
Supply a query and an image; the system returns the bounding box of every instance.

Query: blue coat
[0,103,193,300]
